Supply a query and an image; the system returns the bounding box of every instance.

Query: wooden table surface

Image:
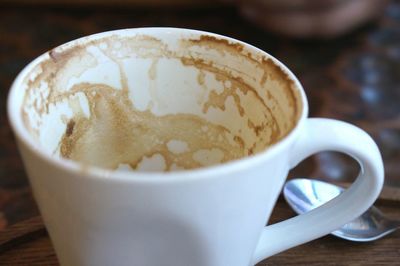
[0,1,399,265]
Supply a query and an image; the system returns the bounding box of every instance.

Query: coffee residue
[65,120,75,137]
[21,32,302,172]
[59,83,245,170]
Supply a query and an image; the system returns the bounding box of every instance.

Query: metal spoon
[283,178,400,242]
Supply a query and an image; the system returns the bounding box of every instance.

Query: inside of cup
[19,29,302,172]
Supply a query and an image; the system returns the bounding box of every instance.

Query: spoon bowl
[283,178,400,242]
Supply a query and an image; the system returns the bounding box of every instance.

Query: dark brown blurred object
[236,0,389,38]
[0,0,399,264]
[0,0,216,7]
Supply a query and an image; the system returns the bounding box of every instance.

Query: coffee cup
[7,28,384,266]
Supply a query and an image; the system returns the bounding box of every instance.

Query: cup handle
[252,118,384,264]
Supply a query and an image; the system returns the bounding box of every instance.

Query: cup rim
[7,27,308,183]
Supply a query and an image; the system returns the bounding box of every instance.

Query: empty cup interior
[18,30,302,171]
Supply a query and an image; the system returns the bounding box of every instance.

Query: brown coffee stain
[248,142,257,155]
[21,110,39,138]
[148,58,158,80]
[203,87,245,117]
[22,40,99,125]
[196,70,209,105]
[21,32,302,172]
[183,35,301,128]
[184,35,244,55]
[233,135,245,149]
[180,56,279,138]
[248,119,264,137]
[197,70,205,85]
[260,56,299,117]
[49,46,82,63]
[65,120,75,137]
[59,83,244,170]
[147,58,158,108]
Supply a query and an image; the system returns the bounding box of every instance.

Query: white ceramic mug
[8,28,384,266]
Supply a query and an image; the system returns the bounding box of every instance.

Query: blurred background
[0,0,399,231]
